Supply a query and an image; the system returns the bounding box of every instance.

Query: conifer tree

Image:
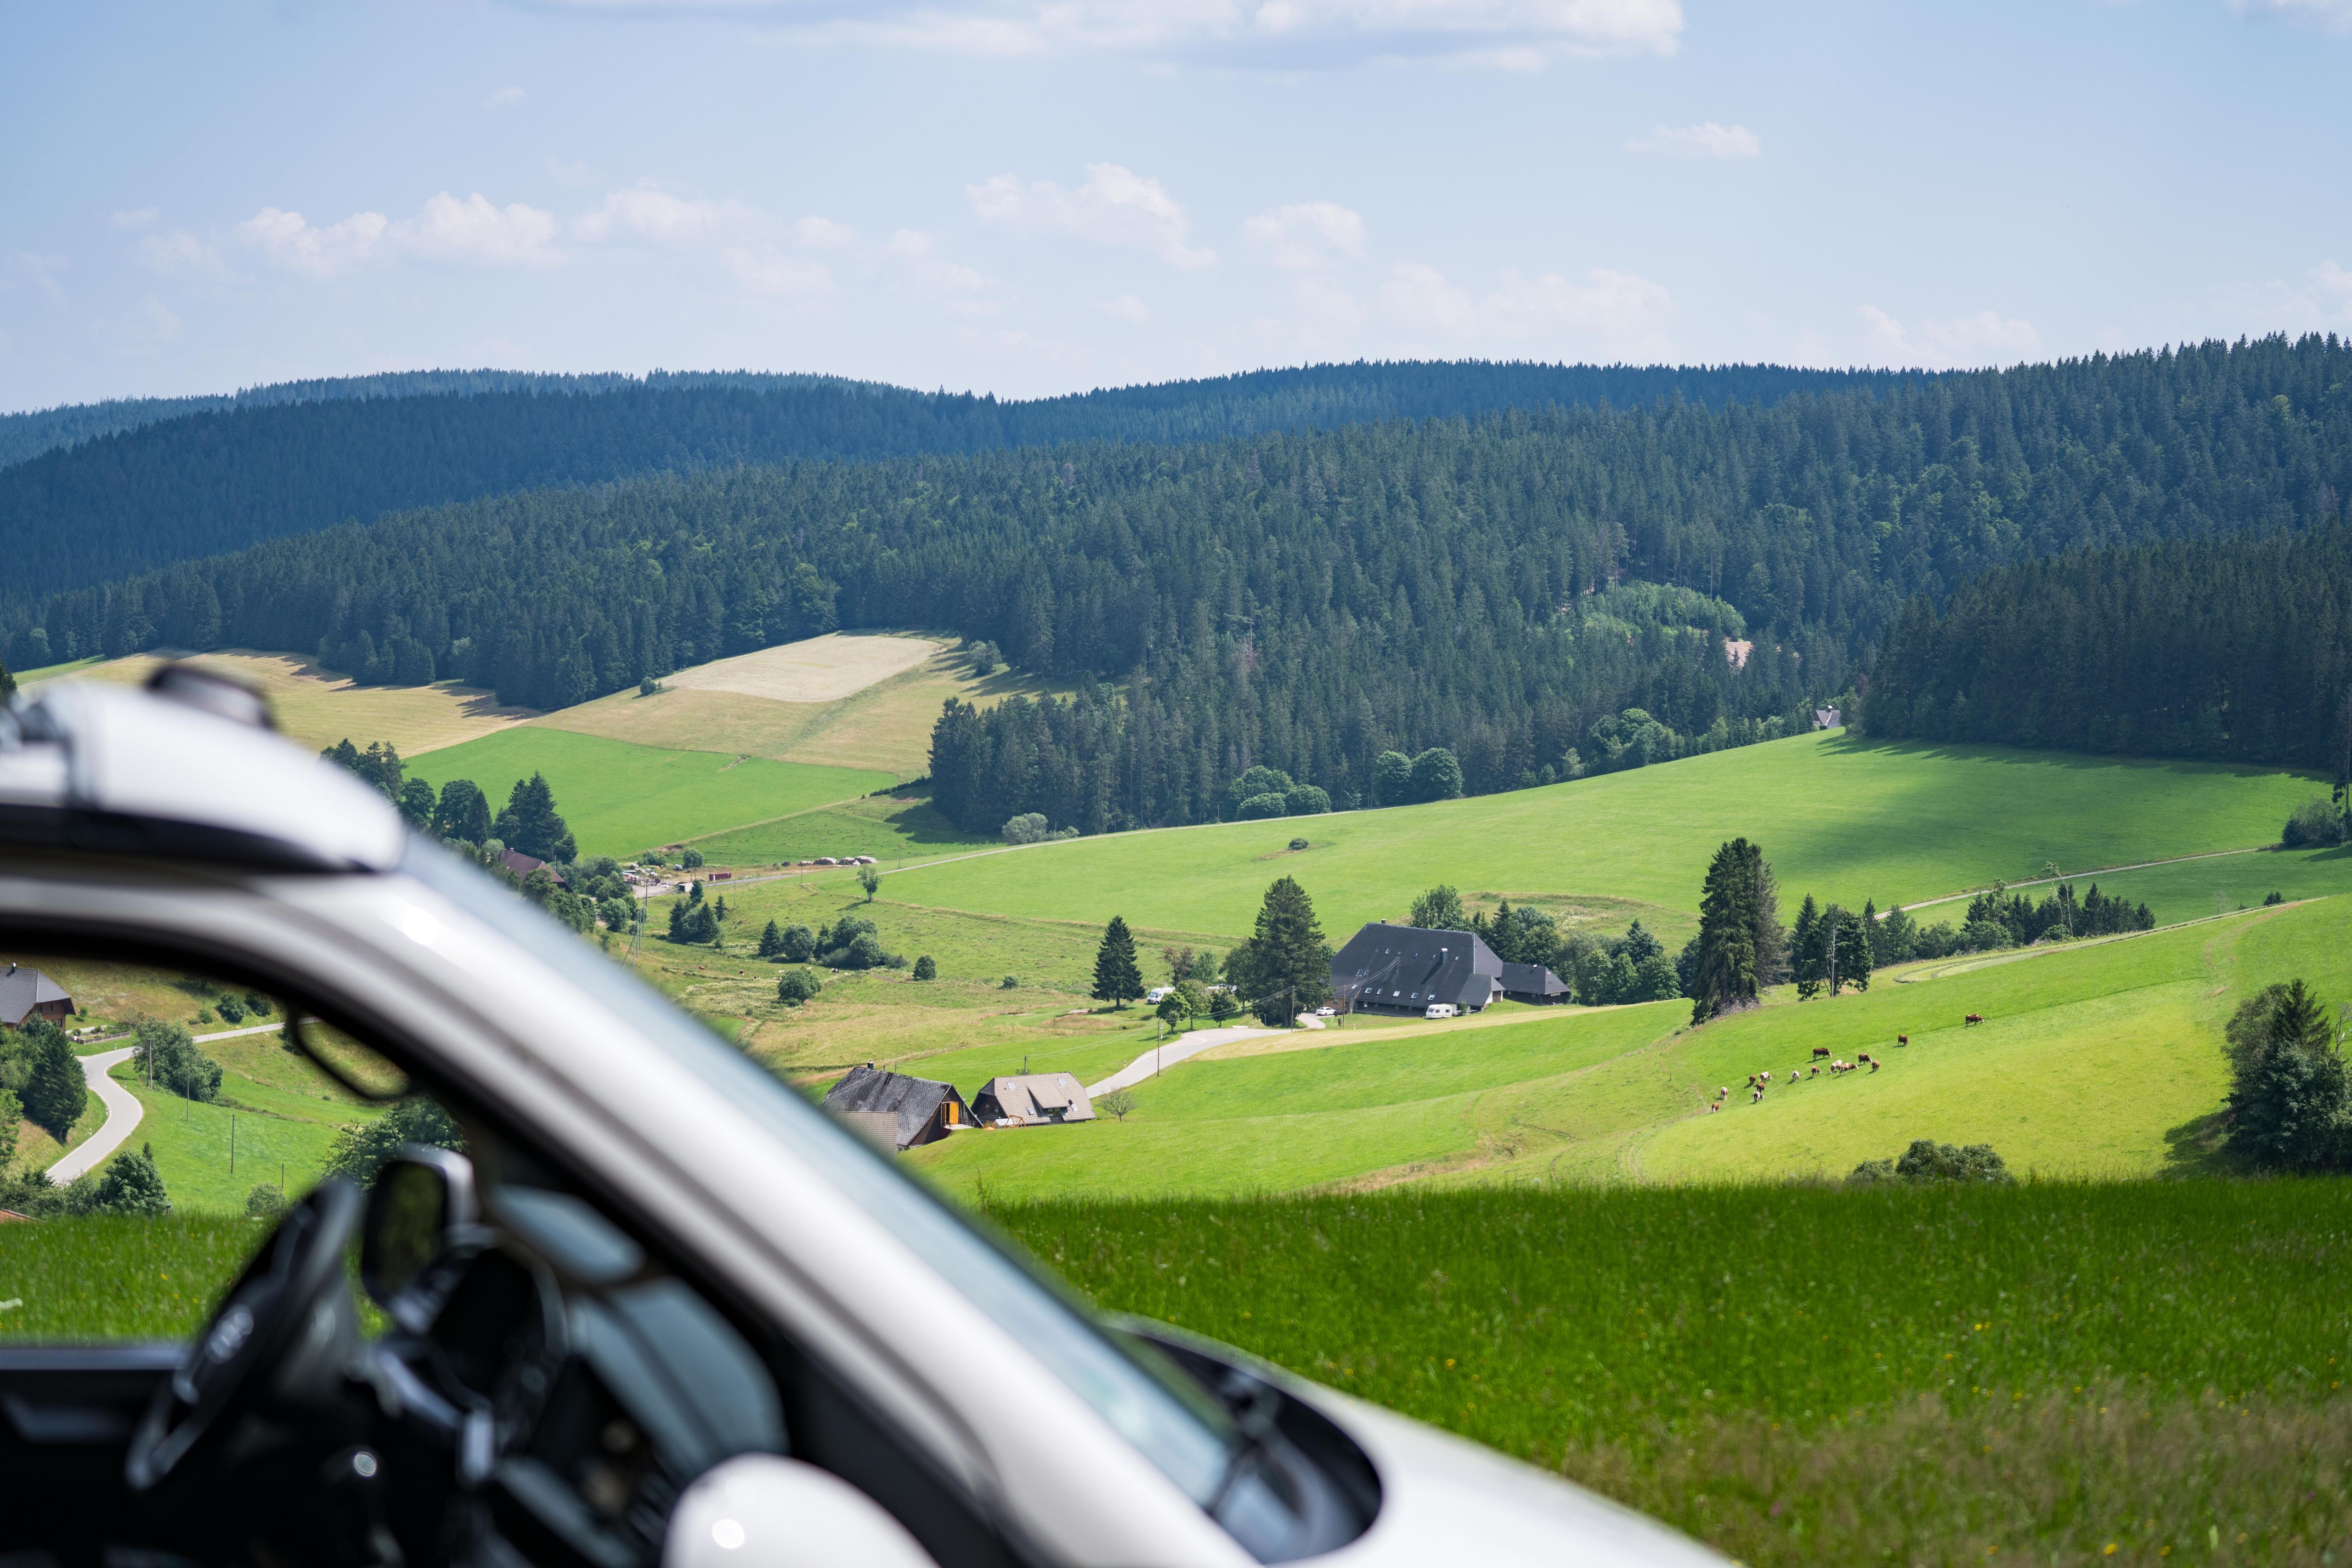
[493,772,576,863]
[20,1020,86,1140]
[1228,877,1334,1026]
[1791,895,1823,1000]
[1092,916,1145,1008]
[431,778,492,843]
[1691,838,1773,1024]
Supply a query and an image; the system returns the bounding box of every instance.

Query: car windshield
[399,843,1242,1506]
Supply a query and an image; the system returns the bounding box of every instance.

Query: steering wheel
[127,1178,365,1494]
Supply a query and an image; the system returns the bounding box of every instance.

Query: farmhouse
[498,848,565,886]
[972,1073,1096,1127]
[0,963,73,1028]
[1499,961,1571,1004]
[1332,922,1518,1015]
[820,1063,974,1150]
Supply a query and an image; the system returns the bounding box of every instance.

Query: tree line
[1863,522,2352,774]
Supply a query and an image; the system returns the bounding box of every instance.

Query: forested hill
[0,358,1917,600]
[15,334,2347,831]
[1864,526,2352,773]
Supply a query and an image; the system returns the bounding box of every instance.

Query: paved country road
[1086,1013,1326,1096]
[46,1047,142,1183]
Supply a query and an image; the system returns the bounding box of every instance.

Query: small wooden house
[820,1063,974,1150]
[0,964,74,1029]
[972,1073,1096,1127]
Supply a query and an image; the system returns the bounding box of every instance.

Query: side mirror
[361,1146,478,1323]
[665,1455,938,1568]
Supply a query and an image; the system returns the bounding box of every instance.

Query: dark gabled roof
[0,964,72,1027]
[1499,961,1569,1000]
[499,848,565,885]
[1330,923,1502,1010]
[820,1063,967,1148]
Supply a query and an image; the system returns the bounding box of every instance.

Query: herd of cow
[1706,1013,1989,1112]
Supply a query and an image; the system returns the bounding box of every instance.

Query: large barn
[972,1073,1096,1127]
[1331,923,1513,1015]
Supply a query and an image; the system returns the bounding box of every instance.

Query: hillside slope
[905,895,2350,1198]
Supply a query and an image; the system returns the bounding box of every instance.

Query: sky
[3,0,2349,412]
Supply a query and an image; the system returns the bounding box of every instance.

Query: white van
[1425,1002,1459,1019]
[1143,985,1172,1003]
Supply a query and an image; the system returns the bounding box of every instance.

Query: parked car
[1315,1006,1337,1018]
[1423,1003,1459,1019]
[0,667,1724,1568]
[1144,985,1173,1004]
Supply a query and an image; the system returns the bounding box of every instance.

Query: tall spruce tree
[431,778,493,843]
[1691,838,1777,1024]
[20,1020,86,1139]
[1230,877,1334,1026]
[1092,916,1145,1008]
[1790,894,1824,1000]
[493,772,576,863]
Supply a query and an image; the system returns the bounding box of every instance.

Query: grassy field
[112,1030,377,1214]
[18,650,532,756]
[1899,841,2352,931]
[878,733,2319,947]
[404,730,893,860]
[10,1182,2348,1565]
[998,1182,2352,1568]
[530,634,1073,779]
[688,794,996,868]
[905,895,2352,1200]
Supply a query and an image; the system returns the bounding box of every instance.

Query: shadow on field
[2161,1110,2233,1177]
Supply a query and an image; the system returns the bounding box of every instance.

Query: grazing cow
[1868,1058,1881,1072]
[1964,1013,1984,1026]
[1810,1065,1821,1078]
[1897,1034,1909,1047]
[1812,1046,1832,1059]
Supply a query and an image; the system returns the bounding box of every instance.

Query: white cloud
[3,250,71,306]
[235,193,560,276]
[488,85,527,105]
[1860,304,2041,365]
[1382,260,1673,351]
[1627,120,1761,158]
[970,163,1215,268]
[1243,201,1366,271]
[2227,0,2352,31]
[108,207,159,229]
[718,246,833,297]
[794,215,860,249]
[2311,259,2352,317]
[1092,293,1150,323]
[520,0,1681,68]
[137,229,235,280]
[574,184,744,244]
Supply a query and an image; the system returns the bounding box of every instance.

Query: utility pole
[230,1114,236,1177]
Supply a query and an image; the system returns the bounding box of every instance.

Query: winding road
[45,1047,142,1183]
[1086,1013,1325,1096]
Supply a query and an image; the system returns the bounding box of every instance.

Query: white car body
[0,671,1725,1568]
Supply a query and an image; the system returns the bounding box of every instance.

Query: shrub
[91,1143,170,1217]
[1003,812,1052,844]
[777,970,823,1006]
[1001,974,1020,989]
[1283,784,1331,816]
[1288,837,1309,851]
[1224,765,1295,820]
[680,847,706,869]
[216,995,246,1025]
[245,1183,289,1220]
[1849,1140,2015,1185]
[1236,792,1290,820]
[1096,1087,1137,1121]
[325,1098,464,1188]
[912,955,937,980]
[2281,797,2345,848]
[244,992,273,1017]
[779,923,816,963]
[639,676,666,696]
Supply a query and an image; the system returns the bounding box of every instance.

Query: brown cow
[1965,1013,1984,1026]
[1812,1046,1832,1059]
[1897,1034,1909,1047]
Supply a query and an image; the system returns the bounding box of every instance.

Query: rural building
[1813,706,1842,730]
[0,964,74,1028]
[1330,923,1506,1015]
[820,1063,974,1150]
[1499,961,1570,1004]
[972,1073,1096,1127]
[498,848,565,886]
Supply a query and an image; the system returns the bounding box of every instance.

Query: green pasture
[1900,840,2352,931]
[689,794,994,868]
[0,1217,260,1340]
[882,733,2314,943]
[405,729,892,860]
[892,1030,1167,1102]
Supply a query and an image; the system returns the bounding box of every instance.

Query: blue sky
[3,0,2348,411]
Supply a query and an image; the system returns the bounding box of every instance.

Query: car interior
[0,940,1380,1568]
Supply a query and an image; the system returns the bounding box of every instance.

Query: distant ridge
[0,359,1930,600]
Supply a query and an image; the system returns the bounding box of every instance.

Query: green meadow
[909,896,2352,1199]
[689,794,995,868]
[1898,841,2352,931]
[404,728,892,859]
[880,733,2316,944]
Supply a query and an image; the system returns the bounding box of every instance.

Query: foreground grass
[997,1183,2352,1567]
[0,1217,260,1339]
[405,728,892,860]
